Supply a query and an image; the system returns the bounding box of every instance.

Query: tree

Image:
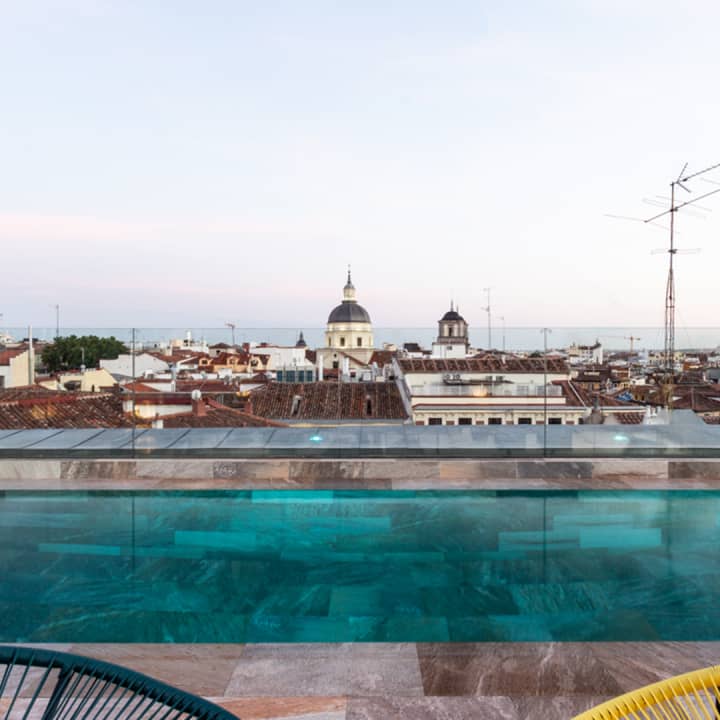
[42,335,128,373]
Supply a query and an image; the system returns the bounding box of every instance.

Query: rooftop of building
[249,381,408,421]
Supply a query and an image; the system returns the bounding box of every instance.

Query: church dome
[327,268,372,324]
[440,302,465,323]
[441,309,464,322]
[328,302,371,324]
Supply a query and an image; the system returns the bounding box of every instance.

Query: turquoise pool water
[1,490,718,643]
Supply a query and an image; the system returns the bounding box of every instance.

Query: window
[518,418,532,424]
[428,417,443,425]
[357,337,362,347]
[488,418,502,425]
[458,418,472,425]
[340,337,346,347]
[332,361,339,369]
[448,326,454,337]
[549,417,562,425]
[366,397,372,415]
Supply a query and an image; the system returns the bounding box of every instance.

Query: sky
[2,0,720,330]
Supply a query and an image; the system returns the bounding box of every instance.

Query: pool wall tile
[136,460,214,480]
[439,460,518,481]
[669,461,720,479]
[60,460,136,481]
[213,460,290,483]
[591,460,668,482]
[6,458,720,490]
[517,461,593,480]
[0,460,61,481]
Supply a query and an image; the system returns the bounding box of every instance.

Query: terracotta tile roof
[369,350,396,367]
[0,385,59,402]
[175,380,241,393]
[161,399,285,428]
[398,357,569,374]
[0,392,130,429]
[250,382,408,420]
[122,381,160,393]
[0,346,28,365]
[612,412,645,425]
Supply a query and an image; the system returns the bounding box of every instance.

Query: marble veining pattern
[5,643,718,720]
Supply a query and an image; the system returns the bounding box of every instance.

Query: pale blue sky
[2,0,720,329]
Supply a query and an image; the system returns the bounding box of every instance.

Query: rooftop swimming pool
[1,490,718,643]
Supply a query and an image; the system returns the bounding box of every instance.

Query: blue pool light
[613,433,630,443]
[310,434,323,443]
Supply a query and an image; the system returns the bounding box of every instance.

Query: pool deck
[10,641,720,719]
[5,458,720,719]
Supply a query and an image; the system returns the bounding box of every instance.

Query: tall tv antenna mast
[643,160,720,387]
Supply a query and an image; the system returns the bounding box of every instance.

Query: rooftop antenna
[483,287,492,349]
[225,322,236,346]
[643,160,720,403]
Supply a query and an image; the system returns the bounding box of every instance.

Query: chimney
[191,389,206,416]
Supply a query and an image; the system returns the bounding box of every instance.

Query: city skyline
[3,1,720,327]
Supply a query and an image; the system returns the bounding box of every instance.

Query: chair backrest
[573,665,720,719]
[0,646,238,720]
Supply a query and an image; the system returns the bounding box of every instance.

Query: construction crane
[600,335,641,353]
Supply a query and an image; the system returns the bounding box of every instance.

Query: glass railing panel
[1,325,720,458]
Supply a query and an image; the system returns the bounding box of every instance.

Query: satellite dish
[191,389,202,401]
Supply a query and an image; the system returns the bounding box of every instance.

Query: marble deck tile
[417,642,625,697]
[226,644,424,697]
[590,642,720,691]
[508,695,616,720]
[67,644,245,697]
[212,697,346,720]
[346,696,518,719]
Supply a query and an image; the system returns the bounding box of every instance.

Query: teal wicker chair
[0,646,237,720]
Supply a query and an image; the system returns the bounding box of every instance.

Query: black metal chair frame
[0,646,238,720]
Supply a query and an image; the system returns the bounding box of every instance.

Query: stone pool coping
[9,642,720,719]
[1,458,720,490]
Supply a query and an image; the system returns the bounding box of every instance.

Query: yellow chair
[573,665,720,719]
